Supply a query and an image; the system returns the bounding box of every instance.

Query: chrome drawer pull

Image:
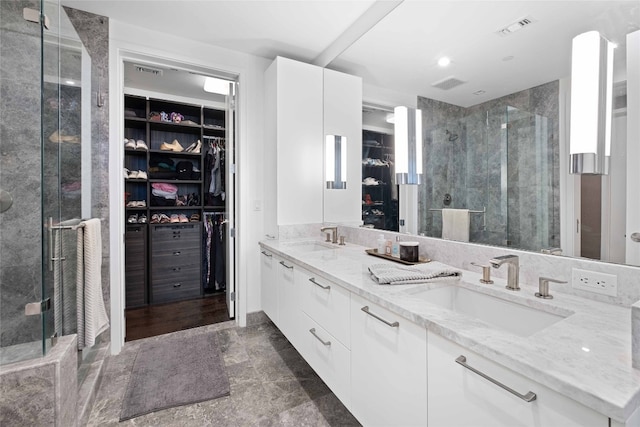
[309,278,330,290]
[173,283,182,288]
[279,261,293,269]
[173,251,181,256]
[173,267,181,272]
[455,355,537,402]
[261,250,272,258]
[361,306,399,328]
[309,328,331,346]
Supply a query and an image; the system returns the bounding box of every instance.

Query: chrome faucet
[489,255,520,291]
[320,226,338,244]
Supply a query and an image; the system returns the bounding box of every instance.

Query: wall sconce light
[394,106,422,185]
[326,135,347,189]
[569,30,614,175]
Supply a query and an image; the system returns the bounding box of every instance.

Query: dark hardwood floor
[125,293,231,342]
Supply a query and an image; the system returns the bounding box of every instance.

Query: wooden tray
[365,249,431,265]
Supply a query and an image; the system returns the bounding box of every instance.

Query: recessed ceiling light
[437,57,451,67]
[65,80,75,85]
[473,90,486,96]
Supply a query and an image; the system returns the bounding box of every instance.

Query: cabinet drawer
[151,278,201,304]
[150,223,201,245]
[150,247,200,267]
[427,332,607,427]
[300,313,350,408]
[299,268,350,348]
[150,264,200,285]
[125,225,147,308]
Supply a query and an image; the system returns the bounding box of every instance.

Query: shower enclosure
[419,105,559,252]
[0,0,92,365]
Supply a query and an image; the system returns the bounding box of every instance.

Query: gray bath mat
[120,332,230,421]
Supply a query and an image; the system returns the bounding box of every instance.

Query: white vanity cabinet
[350,293,428,427]
[297,267,352,406]
[427,332,608,427]
[275,257,301,348]
[259,248,277,324]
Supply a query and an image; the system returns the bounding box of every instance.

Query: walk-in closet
[122,61,236,341]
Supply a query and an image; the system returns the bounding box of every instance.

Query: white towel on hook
[76,218,109,349]
[441,208,470,242]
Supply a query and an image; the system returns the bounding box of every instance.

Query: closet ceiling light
[326,135,347,190]
[437,57,451,67]
[203,77,230,95]
[394,106,422,185]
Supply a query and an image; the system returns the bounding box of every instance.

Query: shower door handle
[25,298,51,316]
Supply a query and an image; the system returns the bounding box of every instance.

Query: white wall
[108,19,270,353]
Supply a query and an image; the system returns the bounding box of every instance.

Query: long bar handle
[455,355,537,402]
[309,328,331,346]
[309,277,330,290]
[279,261,293,269]
[261,250,272,258]
[361,306,399,328]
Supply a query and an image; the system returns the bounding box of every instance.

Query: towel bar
[429,207,486,231]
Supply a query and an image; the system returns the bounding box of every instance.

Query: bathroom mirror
[331,1,639,266]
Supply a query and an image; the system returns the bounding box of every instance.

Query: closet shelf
[148,150,202,157]
[148,205,202,211]
[148,179,201,184]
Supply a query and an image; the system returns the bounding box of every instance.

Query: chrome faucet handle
[324,232,331,242]
[470,262,493,284]
[535,277,567,299]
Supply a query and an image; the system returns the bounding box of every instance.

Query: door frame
[109,48,245,354]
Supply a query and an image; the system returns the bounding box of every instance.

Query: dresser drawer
[150,264,200,285]
[150,247,200,268]
[299,268,350,348]
[151,278,201,304]
[150,223,201,245]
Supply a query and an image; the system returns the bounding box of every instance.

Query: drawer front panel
[299,268,350,348]
[150,223,201,245]
[150,247,200,268]
[427,332,607,427]
[151,279,201,304]
[300,313,350,408]
[150,264,200,285]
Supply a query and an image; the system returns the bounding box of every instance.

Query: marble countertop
[259,238,640,423]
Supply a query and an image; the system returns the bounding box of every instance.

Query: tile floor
[87,317,360,426]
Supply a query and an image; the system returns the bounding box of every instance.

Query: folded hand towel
[442,208,470,242]
[368,261,462,285]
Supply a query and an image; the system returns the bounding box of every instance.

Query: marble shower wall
[0,2,110,351]
[417,81,560,252]
[0,0,46,348]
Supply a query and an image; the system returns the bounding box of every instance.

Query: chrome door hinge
[230,228,236,238]
[230,164,236,174]
[230,292,235,302]
[23,8,49,29]
[25,298,51,316]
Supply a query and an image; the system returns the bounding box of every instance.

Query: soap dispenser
[377,234,386,254]
[391,236,400,258]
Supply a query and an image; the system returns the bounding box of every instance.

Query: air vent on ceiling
[497,16,536,36]
[432,76,466,91]
[134,64,163,76]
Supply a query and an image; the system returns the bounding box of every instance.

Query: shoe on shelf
[137,170,148,180]
[150,214,160,224]
[159,213,171,223]
[185,139,202,153]
[160,139,184,152]
[189,213,200,222]
[135,140,148,151]
[127,214,138,224]
[138,214,147,224]
[124,139,136,149]
[124,168,130,178]
[169,214,180,223]
[178,214,188,223]
[127,170,139,179]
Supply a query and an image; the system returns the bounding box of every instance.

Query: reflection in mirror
[345,2,639,266]
[417,81,558,252]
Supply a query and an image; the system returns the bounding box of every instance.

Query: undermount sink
[408,286,569,337]
[281,241,338,253]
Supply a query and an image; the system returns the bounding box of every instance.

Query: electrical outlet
[571,268,617,297]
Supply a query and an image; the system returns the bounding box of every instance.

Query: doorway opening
[121,58,238,342]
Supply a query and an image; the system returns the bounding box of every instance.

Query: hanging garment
[214,219,226,291]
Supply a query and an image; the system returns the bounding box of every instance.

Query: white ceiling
[62,0,639,108]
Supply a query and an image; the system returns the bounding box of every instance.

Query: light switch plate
[571,268,617,297]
